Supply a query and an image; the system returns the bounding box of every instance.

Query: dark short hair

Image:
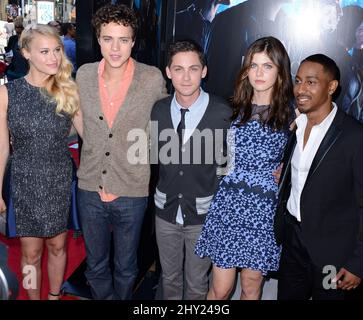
[92,4,138,40]
[301,54,340,82]
[61,23,75,36]
[166,40,206,68]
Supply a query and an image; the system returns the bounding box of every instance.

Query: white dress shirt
[287,103,338,221]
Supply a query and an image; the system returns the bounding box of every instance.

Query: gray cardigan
[76,59,167,197]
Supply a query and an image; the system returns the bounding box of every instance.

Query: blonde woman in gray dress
[0,24,82,300]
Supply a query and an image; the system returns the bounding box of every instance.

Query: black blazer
[274,109,363,278]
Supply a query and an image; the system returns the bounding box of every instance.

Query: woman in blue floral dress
[195,36,294,300]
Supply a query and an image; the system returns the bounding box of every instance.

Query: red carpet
[0,230,85,300]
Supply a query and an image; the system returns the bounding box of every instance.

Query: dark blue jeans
[77,189,147,300]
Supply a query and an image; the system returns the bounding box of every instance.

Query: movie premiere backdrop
[171,0,363,123]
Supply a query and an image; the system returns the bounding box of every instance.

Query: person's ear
[202,65,207,79]
[166,66,172,80]
[328,80,339,96]
[22,49,30,61]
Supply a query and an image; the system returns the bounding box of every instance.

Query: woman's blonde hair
[19,24,79,117]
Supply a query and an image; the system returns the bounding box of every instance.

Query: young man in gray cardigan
[76,4,166,300]
[150,40,232,299]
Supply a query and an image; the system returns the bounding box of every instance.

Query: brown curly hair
[232,36,294,131]
[92,4,138,40]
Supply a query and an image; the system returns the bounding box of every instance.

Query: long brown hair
[231,36,293,130]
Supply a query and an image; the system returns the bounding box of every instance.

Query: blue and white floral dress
[195,105,289,275]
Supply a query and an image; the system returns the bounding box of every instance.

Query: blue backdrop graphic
[174,0,363,123]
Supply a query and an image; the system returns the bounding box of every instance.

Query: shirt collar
[295,102,338,129]
[172,88,207,114]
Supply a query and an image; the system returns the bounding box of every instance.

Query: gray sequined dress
[6,77,73,237]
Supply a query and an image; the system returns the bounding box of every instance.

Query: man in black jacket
[204,0,290,99]
[175,0,230,51]
[274,54,363,300]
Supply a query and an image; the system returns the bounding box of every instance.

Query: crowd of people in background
[0,16,76,82]
[0,2,363,302]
